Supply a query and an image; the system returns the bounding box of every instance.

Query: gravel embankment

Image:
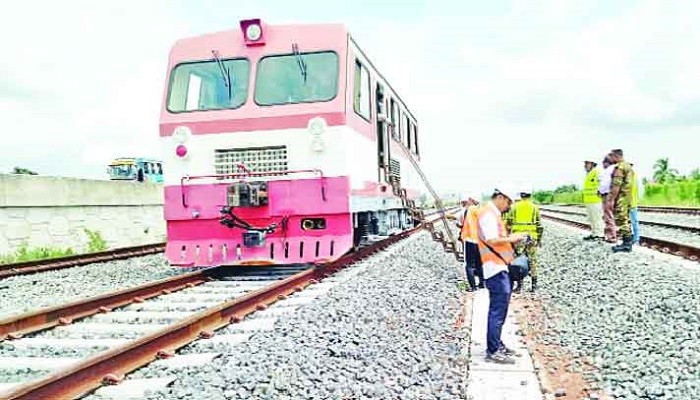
[541,211,700,248]
[0,254,181,319]
[535,221,700,399]
[542,205,700,229]
[132,233,468,400]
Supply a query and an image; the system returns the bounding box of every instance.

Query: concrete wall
[0,175,165,255]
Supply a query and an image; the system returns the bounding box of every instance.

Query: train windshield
[167,58,250,112]
[255,51,338,105]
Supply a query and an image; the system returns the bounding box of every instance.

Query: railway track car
[160,19,422,267]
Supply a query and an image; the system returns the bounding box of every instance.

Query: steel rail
[542,214,699,262]
[1,219,436,400]
[0,269,211,341]
[540,208,700,234]
[0,243,166,280]
[551,204,700,216]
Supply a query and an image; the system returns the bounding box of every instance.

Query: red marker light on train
[240,19,265,46]
[175,145,188,158]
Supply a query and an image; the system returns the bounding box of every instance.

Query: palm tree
[652,158,679,183]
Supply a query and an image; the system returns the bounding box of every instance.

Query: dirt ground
[511,295,612,400]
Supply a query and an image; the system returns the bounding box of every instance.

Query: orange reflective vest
[475,203,515,266]
[459,205,480,242]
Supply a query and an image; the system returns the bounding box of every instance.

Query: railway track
[540,207,700,234]
[552,203,700,216]
[0,243,166,280]
[0,219,437,400]
[541,214,700,262]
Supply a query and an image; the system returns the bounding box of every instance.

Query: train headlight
[173,126,191,144]
[176,144,188,158]
[240,19,265,46]
[308,117,326,137]
[246,24,262,41]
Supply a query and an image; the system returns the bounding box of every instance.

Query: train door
[375,83,389,182]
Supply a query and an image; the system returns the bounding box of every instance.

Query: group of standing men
[582,148,640,252]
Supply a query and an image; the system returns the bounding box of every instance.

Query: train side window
[353,60,371,120]
[390,99,397,137]
[407,121,413,150]
[157,163,163,174]
[414,125,420,156]
[400,111,407,142]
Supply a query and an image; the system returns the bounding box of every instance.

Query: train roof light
[240,19,265,46]
[173,126,191,144]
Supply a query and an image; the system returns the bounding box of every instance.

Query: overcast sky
[1,0,698,195]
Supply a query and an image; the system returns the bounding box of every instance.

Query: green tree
[689,168,700,181]
[12,167,38,175]
[653,158,679,183]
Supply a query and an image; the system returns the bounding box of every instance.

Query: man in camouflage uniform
[609,149,633,253]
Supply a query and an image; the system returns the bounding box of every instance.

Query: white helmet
[519,184,533,195]
[461,192,479,202]
[584,157,598,165]
[494,183,518,202]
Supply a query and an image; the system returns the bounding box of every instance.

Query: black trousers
[464,241,484,288]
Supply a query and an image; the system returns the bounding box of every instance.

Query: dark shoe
[500,346,522,357]
[513,280,523,294]
[485,351,516,365]
[612,236,633,253]
[477,282,485,289]
[466,286,476,292]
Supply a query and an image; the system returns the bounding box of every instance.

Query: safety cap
[584,157,598,165]
[460,192,479,202]
[494,183,518,202]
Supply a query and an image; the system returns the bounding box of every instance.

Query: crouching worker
[476,185,528,364]
[505,187,542,292]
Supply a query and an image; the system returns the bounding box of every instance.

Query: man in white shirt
[447,194,474,229]
[599,155,617,242]
[477,185,528,364]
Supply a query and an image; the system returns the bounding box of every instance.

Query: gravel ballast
[0,254,181,319]
[535,221,700,399]
[133,233,468,400]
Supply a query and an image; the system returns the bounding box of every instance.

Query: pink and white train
[159,19,422,267]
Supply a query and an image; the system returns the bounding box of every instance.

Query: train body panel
[160,20,422,267]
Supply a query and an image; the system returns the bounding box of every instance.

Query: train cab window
[167,58,250,112]
[255,51,339,105]
[353,60,371,120]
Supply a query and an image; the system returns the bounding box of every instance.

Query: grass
[0,229,109,265]
[0,245,74,264]
[540,181,700,208]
